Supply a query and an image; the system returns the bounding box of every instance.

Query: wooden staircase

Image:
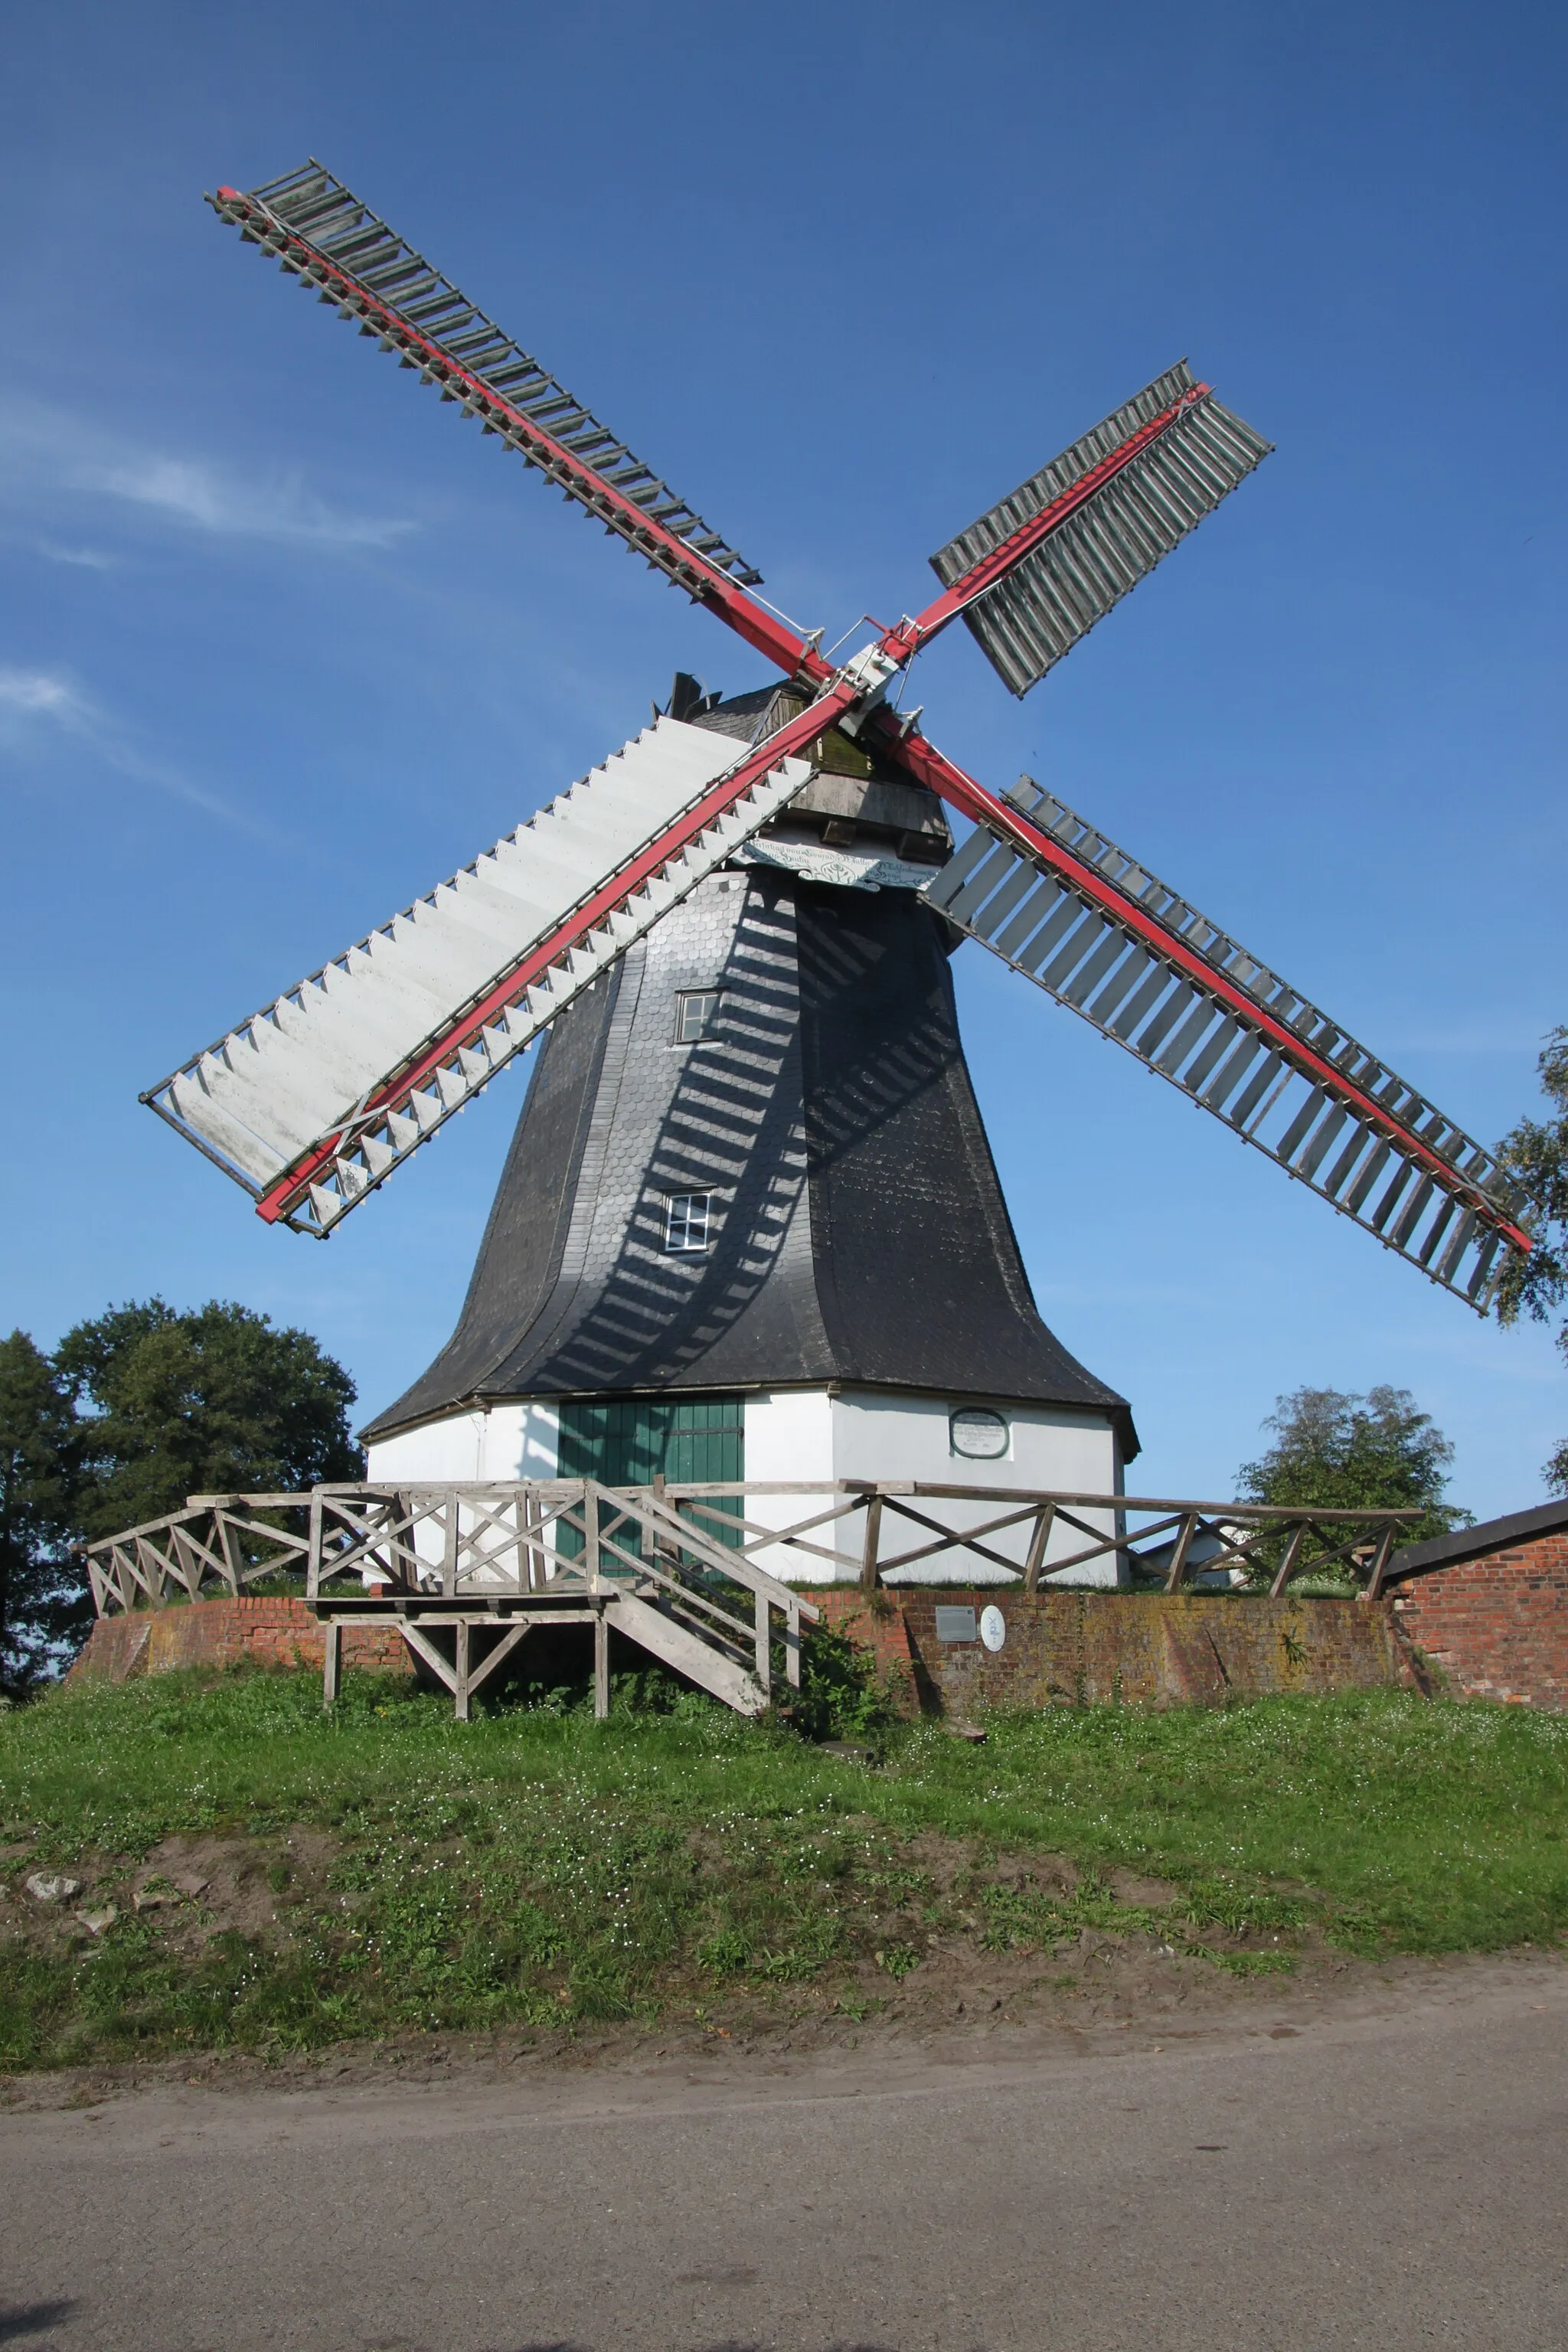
[308,1478,816,1719]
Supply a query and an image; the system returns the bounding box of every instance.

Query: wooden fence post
[1164,1512,1200,1594]
[1022,1501,1057,1594]
[454,1620,471,1721]
[593,1606,610,1720]
[859,1493,884,1596]
[322,1619,341,1710]
[1269,1521,1308,1600]
[754,1589,771,1697]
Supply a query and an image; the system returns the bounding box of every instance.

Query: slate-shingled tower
[364,685,1136,1580]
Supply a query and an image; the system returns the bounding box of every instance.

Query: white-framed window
[675,989,721,1044]
[949,1406,1009,1460]
[664,1191,714,1253]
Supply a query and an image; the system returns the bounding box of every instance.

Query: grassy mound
[2,1671,1566,2069]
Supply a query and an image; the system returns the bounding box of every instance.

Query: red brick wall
[812,1586,1416,1716]
[68,1598,413,1685]
[1391,1532,1568,1710]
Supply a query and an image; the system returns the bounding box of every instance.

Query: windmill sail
[145,719,815,1236]
[929,362,1271,697]
[924,780,1531,1306]
[207,162,763,599]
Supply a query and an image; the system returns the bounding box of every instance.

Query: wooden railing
[80,1494,312,1618]
[82,1481,1423,1615]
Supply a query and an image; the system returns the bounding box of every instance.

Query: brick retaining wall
[814,1586,1418,1715]
[67,1597,413,1685]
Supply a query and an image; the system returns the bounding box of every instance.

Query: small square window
[675,990,721,1044]
[665,1191,714,1253]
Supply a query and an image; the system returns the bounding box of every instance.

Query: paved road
[3,1969,1566,2350]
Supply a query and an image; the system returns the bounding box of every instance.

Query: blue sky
[2,0,1563,1517]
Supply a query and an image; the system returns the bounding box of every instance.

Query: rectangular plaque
[934,1606,978,1645]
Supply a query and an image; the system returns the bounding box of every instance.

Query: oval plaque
[979,1604,1006,1652]
[950,1407,1008,1460]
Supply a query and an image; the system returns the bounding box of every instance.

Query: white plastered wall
[364,1388,1125,1588]
[742,1387,1125,1588]
[366,1403,560,1488]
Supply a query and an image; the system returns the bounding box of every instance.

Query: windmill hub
[142,161,1538,1587]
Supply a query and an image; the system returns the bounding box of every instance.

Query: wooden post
[307,1490,324,1602]
[1269,1520,1308,1600]
[442,1488,459,1599]
[585,1481,601,1595]
[218,1511,246,1597]
[593,1606,610,1720]
[754,1589,771,1697]
[1164,1512,1200,1594]
[1022,1501,1057,1595]
[322,1619,341,1710]
[784,1598,801,1690]
[1362,1524,1398,1602]
[859,1492,884,1596]
[454,1619,471,1721]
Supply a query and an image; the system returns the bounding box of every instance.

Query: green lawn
[2,1668,1566,2069]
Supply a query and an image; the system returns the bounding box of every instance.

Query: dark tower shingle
[364,856,1135,1455]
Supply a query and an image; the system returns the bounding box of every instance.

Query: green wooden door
[556,1394,743,1557]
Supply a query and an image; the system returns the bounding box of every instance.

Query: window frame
[674,989,722,1046]
[663,1190,715,1254]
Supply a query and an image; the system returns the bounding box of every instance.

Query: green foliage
[0,1300,361,1687]
[1494,1027,1568,1493]
[1237,1384,1468,1575]
[55,1297,362,1538]
[786,1622,892,1742]
[0,1331,88,1694]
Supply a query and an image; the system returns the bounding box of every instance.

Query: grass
[2,1667,1566,2070]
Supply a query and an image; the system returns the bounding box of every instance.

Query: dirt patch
[1,1826,341,1962]
[6,1941,1566,2114]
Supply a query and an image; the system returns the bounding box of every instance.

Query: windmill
[145,162,1537,1566]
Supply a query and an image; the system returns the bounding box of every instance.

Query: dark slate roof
[364,861,1136,1454]
[1386,1498,1568,1585]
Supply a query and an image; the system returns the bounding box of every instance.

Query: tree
[0,1331,86,1695]
[1237,1385,1468,1552]
[54,1298,363,1540]
[1494,1027,1568,1494]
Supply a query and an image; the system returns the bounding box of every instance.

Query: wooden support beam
[453,1619,471,1721]
[1362,1524,1399,1602]
[322,1618,341,1709]
[784,1598,801,1689]
[593,1606,610,1719]
[399,1619,459,1694]
[464,1621,531,1697]
[1269,1521,1308,1600]
[1164,1512,1200,1594]
[1022,1501,1057,1594]
[859,1493,884,1596]
[442,1488,459,1599]
[586,1481,602,1596]
[754,1589,770,1697]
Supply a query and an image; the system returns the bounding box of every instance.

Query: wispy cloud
[0,663,270,837]
[0,668,81,717]
[0,391,412,554]
[38,541,119,571]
